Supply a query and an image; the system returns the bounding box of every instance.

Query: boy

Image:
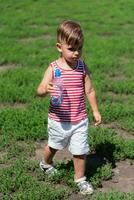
[37,20,101,195]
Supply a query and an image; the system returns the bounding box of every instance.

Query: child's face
[57,42,83,65]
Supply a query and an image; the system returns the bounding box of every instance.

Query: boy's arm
[84,66,101,125]
[36,66,54,97]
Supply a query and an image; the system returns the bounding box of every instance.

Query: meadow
[0,0,134,199]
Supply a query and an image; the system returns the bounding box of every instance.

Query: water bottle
[51,68,63,106]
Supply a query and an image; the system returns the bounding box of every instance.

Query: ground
[34,139,134,196]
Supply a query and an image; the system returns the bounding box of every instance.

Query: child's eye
[68,48,75,51]
[68,47,82,51]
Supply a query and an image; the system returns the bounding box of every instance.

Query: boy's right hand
[36,66,53,96]
[36,82,54,97]
[47,82,54,94]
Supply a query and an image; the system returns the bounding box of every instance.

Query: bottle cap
[55,68,61,77]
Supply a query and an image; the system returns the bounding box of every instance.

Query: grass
[91,191,134,200]
[0,0,134,199]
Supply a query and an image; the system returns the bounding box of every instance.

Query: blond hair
[57,20,84,48]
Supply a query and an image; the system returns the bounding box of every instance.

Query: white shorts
[47,118,89,155]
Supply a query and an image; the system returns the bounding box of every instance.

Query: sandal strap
[74,176,86,183]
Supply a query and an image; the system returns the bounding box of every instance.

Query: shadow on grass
[59,142,116,178]
[86,142,116,179]
[56,142,116,181]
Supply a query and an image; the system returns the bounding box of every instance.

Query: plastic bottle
[51,68,63,106]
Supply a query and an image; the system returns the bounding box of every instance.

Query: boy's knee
[73,154,86,159]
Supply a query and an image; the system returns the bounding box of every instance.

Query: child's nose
[74,50,79,55]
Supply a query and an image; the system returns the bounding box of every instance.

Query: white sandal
[40,161,57,175]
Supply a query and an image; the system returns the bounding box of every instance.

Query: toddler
[37,20,101,195]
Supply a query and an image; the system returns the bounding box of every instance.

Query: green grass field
[0,0,134,199]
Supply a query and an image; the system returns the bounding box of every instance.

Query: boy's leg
[44,144,57,164]
[73,154,94,195]
[73,154,86,180]
[40,144,58,174]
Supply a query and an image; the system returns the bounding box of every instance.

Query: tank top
[48,59,87,122]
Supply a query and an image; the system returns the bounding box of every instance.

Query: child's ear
[56,43,62,53]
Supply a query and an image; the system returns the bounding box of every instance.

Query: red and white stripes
[48,59,87,122]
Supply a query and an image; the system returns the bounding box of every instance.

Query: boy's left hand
[93,111,102,126]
